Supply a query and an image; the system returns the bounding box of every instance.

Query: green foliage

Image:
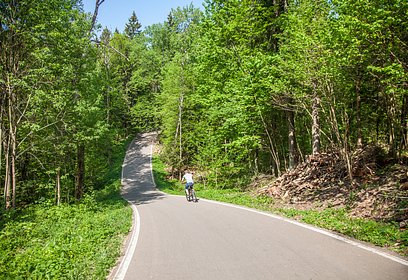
[155,0,408,190]
[152,156,181,194]
[0,136,132,279]
[0,0,136,207]
[1,0,407,273]
[0,182,131,279]
[124,11,142,39]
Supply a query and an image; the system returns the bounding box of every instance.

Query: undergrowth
[0,139,133,279]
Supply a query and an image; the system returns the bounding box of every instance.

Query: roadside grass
[0,140,132,279]
[152,156,407,256]
[275,207,407,255]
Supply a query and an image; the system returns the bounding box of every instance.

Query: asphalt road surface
[114,132,408,280]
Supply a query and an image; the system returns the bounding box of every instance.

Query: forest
[1,0,407,277]
[1,0,407,209]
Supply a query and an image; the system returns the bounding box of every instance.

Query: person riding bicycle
[182,170,194,197]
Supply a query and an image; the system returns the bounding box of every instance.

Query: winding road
[113,132,408,280]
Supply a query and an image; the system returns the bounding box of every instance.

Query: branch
[16,93,32,125]
[91,39,130,61]
[90,0,106,33]
[27,152,50,177]
[390,50,407,69]
[17,118,62,152]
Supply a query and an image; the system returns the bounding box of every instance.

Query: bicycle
[185,185,198,202]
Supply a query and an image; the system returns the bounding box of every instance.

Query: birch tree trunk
[90,0,106,32]
[312,82,321,155]
[11,124,16,208]
[356,76,363,148]
[6,74,17,208]
[286,107,297,169]
[4,135,11,209]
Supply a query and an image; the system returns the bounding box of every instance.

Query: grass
[276,207,406,254]
[0,184,132,279]
[0,139,133,279]
[152,155,407,257]
[151,156,181,195]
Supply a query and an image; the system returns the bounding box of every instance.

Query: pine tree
[124,11,142,39]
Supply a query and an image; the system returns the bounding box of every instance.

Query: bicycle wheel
[191,189,197,202]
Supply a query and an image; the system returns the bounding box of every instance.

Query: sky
[82,0,205,32]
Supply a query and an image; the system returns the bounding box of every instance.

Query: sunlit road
[113,132,408,280]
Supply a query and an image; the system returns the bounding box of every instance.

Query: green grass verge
[0,139,133,279]
[0,184,131,279]
[152,155,407,256]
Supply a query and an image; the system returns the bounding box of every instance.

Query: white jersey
[182,173,194,183]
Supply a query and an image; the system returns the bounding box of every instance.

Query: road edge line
[198,197,408,267]
[113,201,140,280]
[113,138,142,280]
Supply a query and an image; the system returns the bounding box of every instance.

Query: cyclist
[182,170,194,198]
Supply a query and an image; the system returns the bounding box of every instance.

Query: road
[114,132,408,280]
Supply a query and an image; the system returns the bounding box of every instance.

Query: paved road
[115,132,408,280]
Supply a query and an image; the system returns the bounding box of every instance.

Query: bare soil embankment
[255,146,408,227]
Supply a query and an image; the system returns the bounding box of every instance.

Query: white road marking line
[113,202,140,280]
[200,198,408,267]
[115,134,157,280]
[114,138,142,280]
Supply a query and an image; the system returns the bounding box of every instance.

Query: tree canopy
[1,0,407,208]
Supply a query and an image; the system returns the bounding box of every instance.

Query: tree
[0,0,122,208]
[278,0,335,155]
[332,0,408,156]
[158,4,203,177]
[124,11,142,39]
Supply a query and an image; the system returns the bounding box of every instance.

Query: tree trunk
[4,135,11,209]
[286,109,297,169]
[56,168,61,205]
[6,74,17,208]
[254,148,259,174]
[75,144,85,200]
[11,126,16,208]
[387,91,397,157]
[0,110,3,180]
[356,76,363,148]
[312,83,321,155]
[254,95,280,176]
[90,0,106,32]
[343,112,354,183]
[176,93,184,180]
[399,93,408,155]
[179,94,183,167]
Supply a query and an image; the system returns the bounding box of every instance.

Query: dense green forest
[0,0,407,276]
[1,0,407,206]
[158,0,407,188]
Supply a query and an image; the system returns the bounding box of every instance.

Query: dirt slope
[256,146,408,225]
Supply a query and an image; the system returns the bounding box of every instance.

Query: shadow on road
[121,132,166,206]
